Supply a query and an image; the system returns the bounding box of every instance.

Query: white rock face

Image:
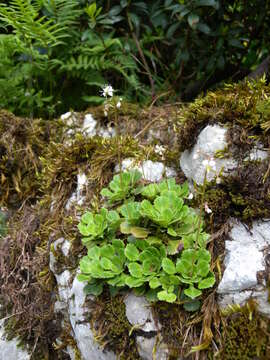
[136,336,169,360]
[124,294,169,360]
[180,125,237,185]
[218,219,270,316]
[65,173,88,210]
[248,146,268,161]
[99,126,116,138]
[83,114,97,137]
[116,158,177,182]
[124,294,159,332]
[218,241,264,292]
[50,239,116,360]
[0,318,30,360]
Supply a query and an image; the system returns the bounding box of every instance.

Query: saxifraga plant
[77,170,215,307]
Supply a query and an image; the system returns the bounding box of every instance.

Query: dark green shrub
[0,0,269,117]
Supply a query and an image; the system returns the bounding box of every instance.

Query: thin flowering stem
[195,170,208,250]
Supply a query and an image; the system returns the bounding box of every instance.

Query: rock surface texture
[116,158,176,182]
[180,125,236,185]
[124,294,169,360]
[0,318,30,360]
[218,219,270,316]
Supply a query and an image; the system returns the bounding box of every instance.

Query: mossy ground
[86,289,140,360]
[216,301,270,360]
[0,79,270,359]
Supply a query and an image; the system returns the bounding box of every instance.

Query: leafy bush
[78,171,215,304]
[0,0,269,117]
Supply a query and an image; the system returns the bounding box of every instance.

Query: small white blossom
[116,97,122,109]
[216,177,221,184]
[154,144,166,156]
[204,203,212,214]
[102,84,114,97]
[202,159,209,167]
[187,193,194,200]
[209,158,216,169]
[202,157,216,172]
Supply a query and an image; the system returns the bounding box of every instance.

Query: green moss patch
[176,79,270,152]
[87,290,140,360]
[217,301,270,360]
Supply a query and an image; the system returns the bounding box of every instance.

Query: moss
[0,110,63,208]
[176,78,270,152]
[87,290,140,360]
[217,302,270,360]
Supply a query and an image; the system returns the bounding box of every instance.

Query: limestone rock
[0,318,30,360]
[65,172,88,210]
[136,336,169,360]
[116,158,177,182]
[124,294,159,332]
[82,114,97,137]
[180,125,236,185]
[124,294,170,360]
[217,219,270,316]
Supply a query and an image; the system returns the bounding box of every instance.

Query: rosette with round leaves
[140,190,187,227]
[101,170,142,203]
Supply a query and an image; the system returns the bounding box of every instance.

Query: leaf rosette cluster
[77,170,215,305]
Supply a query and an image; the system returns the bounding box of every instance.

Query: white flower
[187,193,194,200]
[204,203,212,214]
[202,159,209,167]
[154,144,166,156]
[202,157,216,172]
[209,158,216,169]
[102,84,114,97]
[216,176,221,184]
[116,97,122,109]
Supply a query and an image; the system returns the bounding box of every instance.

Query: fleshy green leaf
[100,257,113,270]
[198,274,215,289]
[83,282,104,296]
[125,243,140,261]
[167,240,183,255]
[183,300,201,312]
[162,258,176,274]
[157,290,177,303]
[184,285,202,299]
[149,277,161,289]
[120,202,141,222]
[77,273,92,282]
[128,262,143,278]
[125,276,145,288]
[87,246,101,260]
[120,222,149,238]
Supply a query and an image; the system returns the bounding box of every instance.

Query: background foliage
[0,0,269,117]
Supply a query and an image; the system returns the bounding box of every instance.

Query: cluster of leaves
[78,170,215,305]
[0,0,270,117]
